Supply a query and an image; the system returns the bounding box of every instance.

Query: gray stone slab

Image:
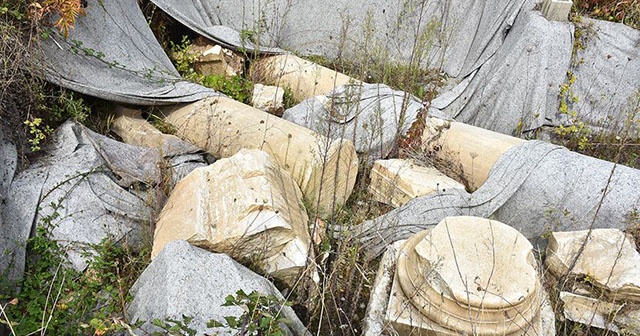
[127,240,309,336]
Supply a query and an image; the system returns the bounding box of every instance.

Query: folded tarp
[430,9,574,135]
[42,0,217,105]
[353,140,640,259]
[430,7,639,136]
[183,0,526,78]
[148,0,284,55]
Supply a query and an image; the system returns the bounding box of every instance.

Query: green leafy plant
[151,315,197,336]
[50,91,91,123]
[24,117,53,152]
[201,74,253,104]
[208,290,292,336]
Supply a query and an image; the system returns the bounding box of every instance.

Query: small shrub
[23,117,53,152]
[209,289,292,336]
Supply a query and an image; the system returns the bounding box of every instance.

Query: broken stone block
[161,96,359,216]
[421,117,525,190]
[251,53,359,102]
[252,83,285,116]
[368,159,466,208]
[541,0,572,22]
[559,292,623,333]
[152,149,311,285]
[128,240,310,336]
[362,241,404,336]
[389,216,546,335]
[546,229,640,302]
[186,41,239,77]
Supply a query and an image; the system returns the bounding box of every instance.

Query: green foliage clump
[201,74,253,104]
[170,36,253,103]
[209,289,291,336]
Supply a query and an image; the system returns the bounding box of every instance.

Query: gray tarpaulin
[353,140,640,259]
[42,0,217,105]
[283,83,423,159]
[430,6,639,136]
[186,0,526,76]
[148,0,284,55]
[1,121,178,290]
[430,9,574,135]
[570,18,640,134]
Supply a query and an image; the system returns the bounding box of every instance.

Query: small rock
[252,84,285,116]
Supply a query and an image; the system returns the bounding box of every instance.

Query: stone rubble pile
[546,229,640,333]
[2,1,639,334]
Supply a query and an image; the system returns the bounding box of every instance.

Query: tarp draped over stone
[283,83,422,159]
[352,140,640,259]
[0,122,163,287]
[430,10,574,135]
[41,0,216,105]
[148,0,284,55]
[201,0,526,76]
[430,7,639,136]
[128,240,310,336]
[570,19,640,134]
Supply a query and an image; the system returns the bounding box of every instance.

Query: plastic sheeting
[148,0,284,55]
[430,10,574,135]
[192,0,526,77]
[570,19,640,134]
[352,140,640,259]
[430,8,639,136]
[0,121,208,290]
[283,83,423,159]
[41,0,216,105]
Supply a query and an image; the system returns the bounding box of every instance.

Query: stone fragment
[541,0,573,22]
[559,292,622,333]
[362,241,404,336]
[251,53,359,102]
[187,40,238,77]
[127,240,310,336]
[368,159,466,207]
[389,216,546,335]
[252,84,285,116]
[546,229,640,302]
[161,96,359,216]
[152,149,311,285]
